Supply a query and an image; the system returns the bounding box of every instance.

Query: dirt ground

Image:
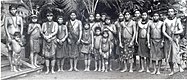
[11,60,187,79]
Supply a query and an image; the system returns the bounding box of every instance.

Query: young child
[28,15,41,68]
[93,27,102,71]
[11,32,23,72]
[81,23,94,71]
[56,16,68,72]
[100,30,112,72]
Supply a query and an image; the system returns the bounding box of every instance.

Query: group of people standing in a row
[4,4,187,76]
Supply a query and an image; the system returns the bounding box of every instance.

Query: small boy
[28,15,41,68]
[11,32,23,72]
[81,23,94,71]
[93,27,102,71]
[100,30,112,72]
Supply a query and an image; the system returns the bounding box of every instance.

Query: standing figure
[56,16,68,72]
[41,12,58,74]
[93,27,102,71]
[11,32,23,72]
[81,23,94,71]
[103,17,117,71]
[147,12,164,74]
[137,11,151,73]
[162,8,184,76]
[28,15,41,68]
[94,13,102,32]
[4,5,23,71]
[66,11,82,71]
[115,13,125,71]
[119,12,136,72]
[100,30,112,72]
[133,10,141,69]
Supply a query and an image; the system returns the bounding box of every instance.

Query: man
[119,11,136,72]
[147,12,164,74]
[114,12,125,70]
[41,11,58,74]
[4,5,23,71]
[66,11,82,71]
[162,8,184,76]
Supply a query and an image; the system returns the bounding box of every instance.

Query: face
[70,13,76,20]
[119,13,124,21]
[153,13,159,21]
[84,24,90,29]
[105,19,111,24]
[32,18,38,23]
[135,11,141,17]
[95,29,101,35]
[10,7,17,15]
[168,9,175,17]
[125,12,131,20]
[101,14,106,21]
[142,12,148,20]
[15,36,20,41]
[89,15,95,22]
[47,14,53,21]
[95,14,101,20]
[58,18,63,24]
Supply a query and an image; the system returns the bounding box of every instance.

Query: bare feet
[94,68,97,71]
[120,68,127,72]
[146,69,150,73]
[51,70,55,74]
[68,68,73,71]
[35,64,40,68]
[151,70,156,74]
[129,69,133,72]
[138,69,145,72]
[57,69,61,72]
[98,68,101,71]
[74,68,79,72]
[109,68,113,71]
[156,71,161,74]
[45,70,49,74]
[179,67,184,72]
[168,71,174,76]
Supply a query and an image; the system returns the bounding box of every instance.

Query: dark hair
[94,27,101,32]
[9,4,17,11]
[152,12,160,17]
[70,10,77,15]
[13,32,21,37]
[105,16,111,20]
[102,30,109,37]
[57,16,64,20]
[124,11,132,15]
[101,13,107,16]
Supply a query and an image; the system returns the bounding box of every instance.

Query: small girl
[81,23,94,71]
[56,16,68,72]
[11,32,23,72]
[93,27,102,71]
[100,30,112,72]
[28,15,41,68]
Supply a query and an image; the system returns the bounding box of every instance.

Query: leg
[68,58,73,71]
[61,58,65,71]
[8,51,13,71]
[74,58,79,71]
[169,62,174,76]
[121,59,127,72]
[129,58,133,72]
[139,57,145,72]
[178,63,184,72]
[34,53,40,67]
[156,60,162,74]
[146,57,150,72]
[84,54,88,71]
[151,60,156,74]
[87,54,91,71]
[45,59,50,74]
[102,58,105,72]
[105,59,108,72]
[109,59,113,71]
[94,58,98,71]
[133,55,137,70]
[51,59,56,73]
[98,60,101,71]
[57,59,61,72]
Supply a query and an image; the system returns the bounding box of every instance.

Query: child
[11,32,23,72]
[100,30,112,72]
[93,27,102,71]
[56,16,68,72]
[28,15,41,68]
[81,23,94,71]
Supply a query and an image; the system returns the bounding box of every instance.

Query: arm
[175,19,183,34]
[78,21,83,43]
[147,22,151,48]
[112,24,117,35]
[48,22,58,39]
[162,21,172,41]
[91,31,94,50]
[131,22,137,44]
[41,23,47,39]
[135,24,139,43]
[118,23,123,47]
[27,24,35,34]
[4,17,11,39]
[19,17,24,35]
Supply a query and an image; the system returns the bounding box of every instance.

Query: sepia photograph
[1,0,187,79]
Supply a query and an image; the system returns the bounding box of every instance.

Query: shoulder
[53,22,58,25]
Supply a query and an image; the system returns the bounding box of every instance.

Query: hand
[76,40,80,44]
[119,43,123,48]
[129,42,133,46]
[8,37,12,42]
[57,39,60,43]
[168,37,173,42]
[148,43,151,49]
[135,40,139,45]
